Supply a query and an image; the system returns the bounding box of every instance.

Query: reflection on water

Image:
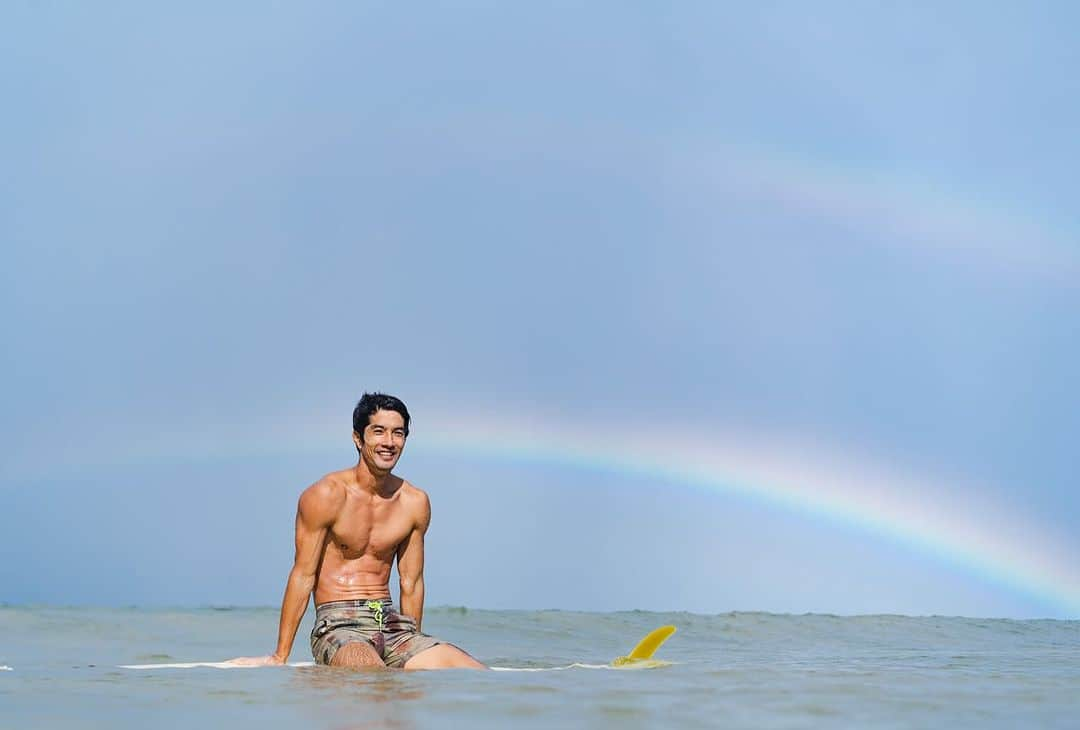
[289,666,424,730]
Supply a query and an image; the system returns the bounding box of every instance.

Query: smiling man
[236,393,485,670]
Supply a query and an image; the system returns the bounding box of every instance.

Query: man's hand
[223,654,287,667]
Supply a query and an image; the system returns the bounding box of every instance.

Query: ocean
[1,606,1078,729]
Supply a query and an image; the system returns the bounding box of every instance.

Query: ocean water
[1,606,1078,729]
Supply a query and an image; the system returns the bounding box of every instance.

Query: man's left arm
[397,490,432,631]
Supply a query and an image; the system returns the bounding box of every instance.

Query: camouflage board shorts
[310,598,443,668]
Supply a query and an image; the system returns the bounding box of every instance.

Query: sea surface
[1,606,1078,729]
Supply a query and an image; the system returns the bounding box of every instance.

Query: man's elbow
[289,566,317,593]
[399,575,424,596]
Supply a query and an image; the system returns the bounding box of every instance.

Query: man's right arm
[229,480,339,666]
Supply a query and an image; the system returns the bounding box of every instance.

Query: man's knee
[403,644,486,670]
[330,641,386,669]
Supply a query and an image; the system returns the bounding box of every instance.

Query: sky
[2,2,1078,618]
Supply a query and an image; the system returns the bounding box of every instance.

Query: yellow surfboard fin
[611,625,676,667]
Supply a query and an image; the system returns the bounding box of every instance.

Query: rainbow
[672,140,1078,281]
[36,408,1078,617]
[419,415,1080,617]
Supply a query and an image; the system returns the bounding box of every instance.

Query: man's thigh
[329,641,386,669]
[403,644,486,670]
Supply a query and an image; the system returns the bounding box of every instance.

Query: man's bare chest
[330,495,414,559]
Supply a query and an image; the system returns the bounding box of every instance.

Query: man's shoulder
[298,472,350,514]
[397,478,431,524]
[398,478,430,503]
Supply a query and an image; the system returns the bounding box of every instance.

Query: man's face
[355,409,407,473]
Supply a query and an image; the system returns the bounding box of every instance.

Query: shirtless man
[234,393,485,670]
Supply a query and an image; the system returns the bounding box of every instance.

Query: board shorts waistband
[315,598,397,611]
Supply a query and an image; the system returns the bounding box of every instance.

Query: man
[233,393,485,670]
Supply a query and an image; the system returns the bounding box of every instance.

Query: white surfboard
[490,663,610,672]
[120,625,676,672]
[122,661,628,671]
[120,661,315,669]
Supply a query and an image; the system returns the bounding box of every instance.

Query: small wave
[0,665,12,671]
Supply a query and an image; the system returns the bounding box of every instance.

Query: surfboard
[491,625,677,671]
[119,624,676,671]
[120,660,315,669]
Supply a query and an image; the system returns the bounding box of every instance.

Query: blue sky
[2,2,1078,618]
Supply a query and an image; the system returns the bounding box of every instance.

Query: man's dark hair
[353,392,411,439]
